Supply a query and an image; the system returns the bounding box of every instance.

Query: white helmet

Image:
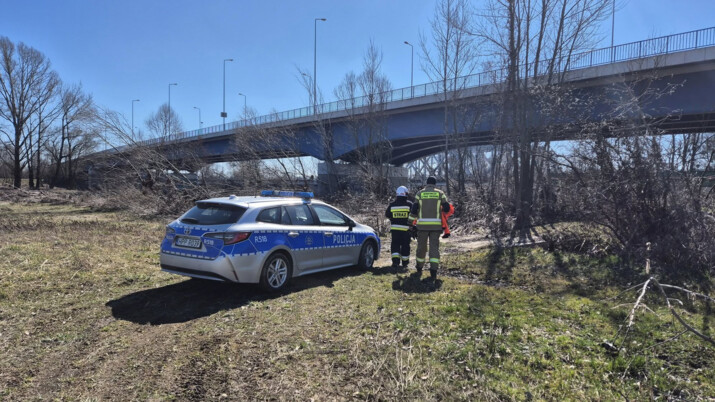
[396,186,408,196]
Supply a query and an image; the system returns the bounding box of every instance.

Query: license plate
[175,236,202,249]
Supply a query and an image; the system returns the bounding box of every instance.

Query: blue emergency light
[260,190,314,199]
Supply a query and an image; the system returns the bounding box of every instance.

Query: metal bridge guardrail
[127,26,714,151]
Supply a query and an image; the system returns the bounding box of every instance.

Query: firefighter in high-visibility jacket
[409,176,451,280]
[385,186,414,268]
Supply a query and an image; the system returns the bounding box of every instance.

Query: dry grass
[0,199,713,400]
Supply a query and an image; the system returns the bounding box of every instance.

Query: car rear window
[180,202,246,225]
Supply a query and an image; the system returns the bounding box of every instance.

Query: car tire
[260,252,292,292]
[357,240,376,270]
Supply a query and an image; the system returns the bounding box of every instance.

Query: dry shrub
[330,189,392,236]
[538,223,615,257]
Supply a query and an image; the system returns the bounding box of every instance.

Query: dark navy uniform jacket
[385,196,413,232]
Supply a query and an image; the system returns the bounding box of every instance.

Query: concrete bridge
[99,27,715,167]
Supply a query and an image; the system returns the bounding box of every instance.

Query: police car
[159,190,380,291]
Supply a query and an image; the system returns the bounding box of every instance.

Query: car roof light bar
[260,190,314,199]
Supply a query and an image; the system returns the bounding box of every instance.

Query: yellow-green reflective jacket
[409,185,448,231]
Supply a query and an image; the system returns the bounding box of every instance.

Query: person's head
[396,185,408,197]
[426,176,437,186]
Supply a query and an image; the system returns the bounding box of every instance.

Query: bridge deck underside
[100,55,715,168]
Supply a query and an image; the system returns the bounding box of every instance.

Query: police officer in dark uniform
[385,186,413,268]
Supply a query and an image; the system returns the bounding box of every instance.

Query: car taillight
[223,232,251,245]
[205,231,251,245]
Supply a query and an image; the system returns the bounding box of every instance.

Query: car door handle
[324,232,333,237]
[288,231,299,238]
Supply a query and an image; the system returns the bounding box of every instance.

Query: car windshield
[180,202,246,225]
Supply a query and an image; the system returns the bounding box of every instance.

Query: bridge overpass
[101,27,715,167]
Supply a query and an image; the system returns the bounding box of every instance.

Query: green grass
[0,201,713,400]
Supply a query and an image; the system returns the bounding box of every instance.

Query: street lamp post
[404,41,414,98]
[223,58,234,130]
[313,18,326,113]
[193,106,202,129]
[610,0,616,62]
[131,99,140,141]
[611,0,615,48]
[168,83,177,137]
[238,92,247,118]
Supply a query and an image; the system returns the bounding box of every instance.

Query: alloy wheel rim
[268,258,288,288]
[364,245,374,267]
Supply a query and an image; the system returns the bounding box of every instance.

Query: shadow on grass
[485,247,516,282]
[391,271,443,294]
[107,266,369,325]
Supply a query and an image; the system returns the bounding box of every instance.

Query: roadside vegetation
[1,199,712,400]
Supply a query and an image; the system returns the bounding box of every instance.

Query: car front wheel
[357,241,376,270]
[260,252,292,292]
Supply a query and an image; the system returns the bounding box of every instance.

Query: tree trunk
[13,126,22,189]
[51,116,67,188]
[27,130,35,189]
[35,112,43,189]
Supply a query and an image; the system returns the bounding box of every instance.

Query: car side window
[280,207,292,225]
[257,207,281,224]
[284,204,315,226]
[313,205,349,226]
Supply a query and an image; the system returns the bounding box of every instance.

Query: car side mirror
[348,219,356,231]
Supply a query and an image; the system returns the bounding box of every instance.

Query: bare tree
[230,107,313,192]
[420,0,480,195]
[89,107,214,214]
[0,36,60,188]
[145,103,183,139]
[24,89,62,188]
[48,83,94,187]
[332,41,393,196]
[474,0,610,238]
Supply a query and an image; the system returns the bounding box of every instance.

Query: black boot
[430,269,437,280]
[392,259,400,268]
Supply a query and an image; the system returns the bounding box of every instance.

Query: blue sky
[2,0,714,136]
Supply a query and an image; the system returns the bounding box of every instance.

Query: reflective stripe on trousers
[415,230,441,270]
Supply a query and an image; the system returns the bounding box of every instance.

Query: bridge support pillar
[316,162,408,196]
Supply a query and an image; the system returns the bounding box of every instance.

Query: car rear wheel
[357,241,376,270]
[260,252,292,292]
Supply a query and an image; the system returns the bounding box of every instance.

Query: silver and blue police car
[159,190,380,291]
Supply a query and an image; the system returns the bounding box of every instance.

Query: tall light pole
[131,99,140,140]
[611,0,615,49]
[313,18,326,113]
[404,41,414,98]
[168,83,177,137]
[222,58,234,130]
[238,92,247,117]
[193,106,202,129]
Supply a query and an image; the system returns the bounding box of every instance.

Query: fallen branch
[650,277,715,347]
[659,284,715,303]
[614,276,714,349]
[627,279,652,329]
[610,280,648,301]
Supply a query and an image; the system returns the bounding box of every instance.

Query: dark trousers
[390,230,411,266]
